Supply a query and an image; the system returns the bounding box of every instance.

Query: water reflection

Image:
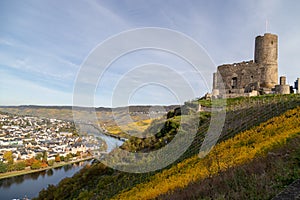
[40,170,46,177]
[0,161,90,199]
[63,164,72,172]
[54,166,62,171]
[14,175,24,185]
[47,169,53,176]
[31,172,40,180]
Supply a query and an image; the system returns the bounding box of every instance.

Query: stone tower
[212,32,284,99]
[254,33,278,88]
[275,76,290,94]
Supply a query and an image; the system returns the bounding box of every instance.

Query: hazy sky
[1,0,299,106]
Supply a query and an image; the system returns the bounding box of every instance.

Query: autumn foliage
[112,106,300,200]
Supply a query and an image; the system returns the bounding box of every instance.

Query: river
[0,132,123,200]
[0,161,91,200]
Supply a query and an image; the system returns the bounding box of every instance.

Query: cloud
[1,0,300,106]
[0,70,72,105]
[0,44,77,92]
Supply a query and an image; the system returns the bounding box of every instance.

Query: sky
[0,0,300,107]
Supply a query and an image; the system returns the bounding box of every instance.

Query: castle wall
[275,85,290,94]
[216,60,260,94]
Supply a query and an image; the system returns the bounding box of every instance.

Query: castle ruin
[212,33,292,98]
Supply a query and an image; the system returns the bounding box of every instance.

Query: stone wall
[215,60,260,95]
[212,33,280,98]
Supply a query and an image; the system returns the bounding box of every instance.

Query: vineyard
[112,105,300,199]
[32,94,300,200]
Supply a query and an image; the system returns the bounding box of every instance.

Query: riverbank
[0,156,94,180]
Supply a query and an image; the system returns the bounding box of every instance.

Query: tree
[76,151,82,157]
[31,160,42,170]
[25,158,36,167]
[0,161,8,173]
[41,162,48,168]
[60,155,65,162]
[35,153,43,161]
[47,159,55,166]
[65,153,73,162]
[55,154,61,162]
[14,161,26,171]
[3,151,14,165]
[42,151,48,162]
[77,190,94,200]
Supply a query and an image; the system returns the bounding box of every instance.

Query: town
[0,112,101,173]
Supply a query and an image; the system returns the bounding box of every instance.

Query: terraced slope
[112,106,300,200]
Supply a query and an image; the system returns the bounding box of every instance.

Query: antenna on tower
[265,20,268,33]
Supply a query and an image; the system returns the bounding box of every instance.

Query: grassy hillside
[112,106,300,200]
[33,94,300,200]
[159,133,300,200]
[121,94,300,155]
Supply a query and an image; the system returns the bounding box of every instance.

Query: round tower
[254,33,278,88]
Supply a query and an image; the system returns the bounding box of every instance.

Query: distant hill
[0,104,180,139]
[0,105,178,117]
